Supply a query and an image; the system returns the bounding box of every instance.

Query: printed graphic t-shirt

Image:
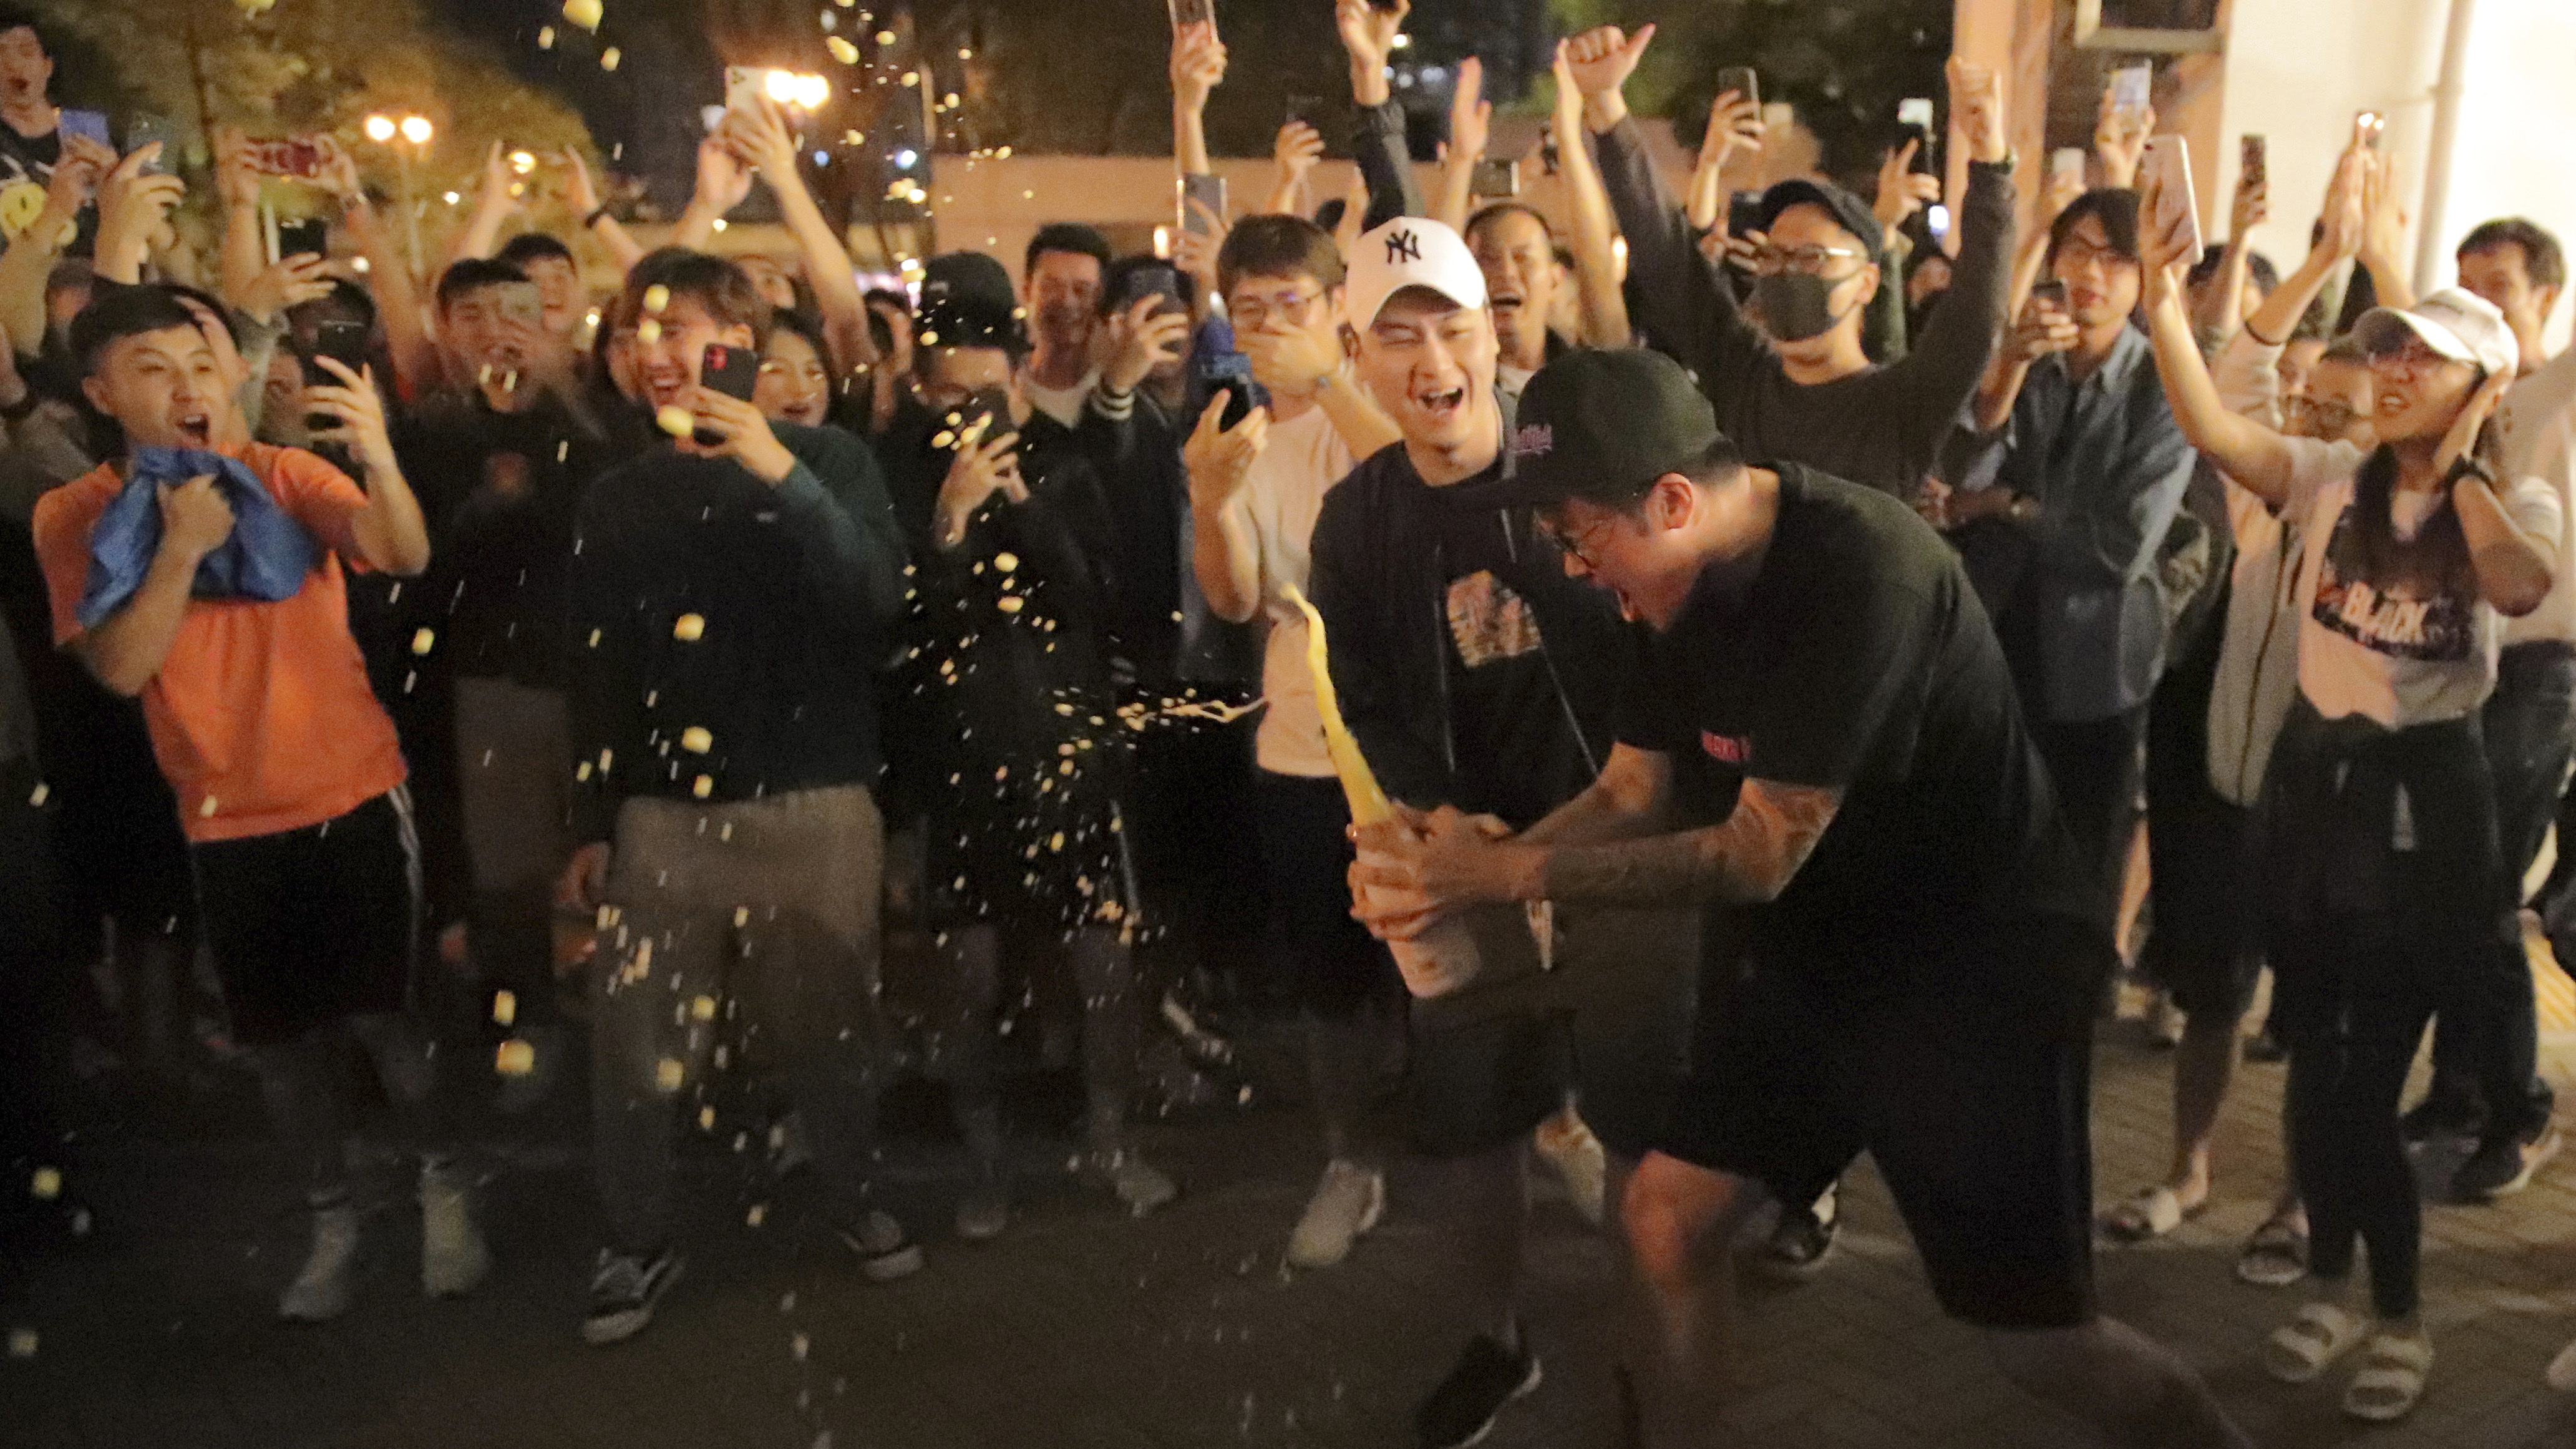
[1432,491,1588,831]
[2283,440,2562,728]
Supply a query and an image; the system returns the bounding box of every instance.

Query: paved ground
[9,1003,2576,1449]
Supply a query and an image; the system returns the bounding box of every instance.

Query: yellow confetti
[791,1332,810,1360]
[826,36,859,64]
[673,613,706,642]
[27,781,46,807]
[636,318,663,346]
[6,1329,34,1359]
[1048,832,1066,853]
[656,404,693,437]
[996,595,1024,613]
[691,775,714,799]
[691,995,717,1022]
[496,1039,536,1076]
[600,46,621,71]
[679,726,714,754]
[29,1168,60,1201]
[410,627,435,656]
[699,1105,717,1129]
[642,283,670,315]
[492,990,517,1027]
[994,552,1018,573]
[655,1058,684,1091]
[746,1203,767,1227]
[198,796,219,818]
[734,906,751,927]
[875,28,896,44]
[537,24,555,47]
[561,0,602,31]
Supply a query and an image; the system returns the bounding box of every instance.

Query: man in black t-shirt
[1308,220,1694,1449]
[1352,349,2253,1449]
[0,11,98,250]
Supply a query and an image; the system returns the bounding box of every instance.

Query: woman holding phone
[2136,166,2557,1422]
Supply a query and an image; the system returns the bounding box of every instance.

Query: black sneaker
[2399,1093,2484,1147]
[582,1247,684,1346]
[2452,1125,2562,1201]
[1415,1333,1542,1448]
[1756,1185,1840,1281]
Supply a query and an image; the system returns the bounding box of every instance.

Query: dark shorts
[1660,925,2099,1330]
[1407,904,1696,1162]
[192,790,422,1046]
[2141,600,2260,1019]
[1253,771,1395,1019]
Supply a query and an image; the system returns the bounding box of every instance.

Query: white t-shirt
[1022,368,1101,431]
[1235,406,1358,776]
[2282,439,2563,728]
[1497,363,1536,406]
[2500,348,2576,646]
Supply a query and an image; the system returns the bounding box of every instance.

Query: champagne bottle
[1280,585,1482,998]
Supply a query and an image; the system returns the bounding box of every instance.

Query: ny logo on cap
[1384,230,1422,265]
[1510,423,1553,460]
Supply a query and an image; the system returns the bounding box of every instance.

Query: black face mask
[1751,271,1854,344]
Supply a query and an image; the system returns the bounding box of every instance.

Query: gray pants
[591,785,890,1252]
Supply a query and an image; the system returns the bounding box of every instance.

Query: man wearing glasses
[1565,20,2019,1279]
[1566,26,2016,500]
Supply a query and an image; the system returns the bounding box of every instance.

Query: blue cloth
[1958,324,2194,723]
[78,447,322,629]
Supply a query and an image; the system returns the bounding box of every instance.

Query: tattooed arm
[1351,771,1840,935]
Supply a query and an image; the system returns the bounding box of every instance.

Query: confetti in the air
[656,1058,685,1091]
[29,1168,59,1201]
[680,726,713,754]
[656,404,693,437]
[561,0,602,31]
[492,990,517,1027]
[673,613,706,641]
[496,1039,537,1076]
[411,627,435,656]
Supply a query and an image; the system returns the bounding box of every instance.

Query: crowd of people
[4,0,2576,1443]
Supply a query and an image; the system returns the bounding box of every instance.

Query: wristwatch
[2444,455,2496,489]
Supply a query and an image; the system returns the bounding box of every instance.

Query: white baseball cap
[1345,217,1488,329]
[2355,286,2519,379]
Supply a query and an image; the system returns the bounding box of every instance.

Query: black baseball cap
[1494,349,1729,510]
[1754,178,1884,258]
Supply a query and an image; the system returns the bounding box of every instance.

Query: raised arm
[212,129,267,310]
[445,144,520,270]
[1900,60,2016,435]
[1433,56,1489,233]
[1550,42,1631,349]
[726,100,879,375]
[0,135,107,357]
[1171,19,1225,182]
[2444,369,2556,617]
[317,140,439,400]
[1338,0,1423,228]
[92,146,185,286]
[557,149,646,275]
[2137,170,2299,505]
[306,358,432,576]
[670,135,754,253]
[2192,159,2269,344]
[1181,390,1267,625]
[1264,120,1323,218]
[2356,147,2413,312]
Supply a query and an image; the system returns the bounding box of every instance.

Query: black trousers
[2034,705,2149,930]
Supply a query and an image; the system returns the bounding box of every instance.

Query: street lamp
[364,112,435,278]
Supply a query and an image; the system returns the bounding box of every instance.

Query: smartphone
[1112,261,1183,315]
[2051,147,2088,193]
[1897,96,1937,172]
[960,386,1016,447]
[302,320,370,432]
[2028,279,2068,315]
[1195,349,1261,431]
[57,109,109,149]
[2240,133,2267,192]
[724,66,767,118]
[126,114,175,177]
[246,137,329,180]
[1180,172,1227,237]
[2110,64,2153,119]
[1285,94,1323,132]
[695,341,761,446]
[2141,134,2205,268]
[2356,110,2386,150]
[277,217,329,261]
[1725,189,1764,241]
[1166,0,1213,26]
[1713,66,1759,112]
[1469,158,1519,200]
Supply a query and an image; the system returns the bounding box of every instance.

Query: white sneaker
[1288,1159,1384,1269]
[278,1203,360,1322]
[1533,1108,1608,1227]
[420,1161,490,1299]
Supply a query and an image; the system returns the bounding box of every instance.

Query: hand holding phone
[1713,66,1759,113]
[1180,172,1227,237]
[303,320,371,432]
[2140,134,2204,269]
[1469,158,1519,200]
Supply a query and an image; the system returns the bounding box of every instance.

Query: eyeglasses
[1749,243,1866,278]
[2365,343,2452,383]
[1228,287,1324,330]
[2051,237,2134,273]
[1540,514,1619,570]
[2284,396,2361,436]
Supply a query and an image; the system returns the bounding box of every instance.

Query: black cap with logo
[1494,349,1729,510]
[1754,178,1885,259]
